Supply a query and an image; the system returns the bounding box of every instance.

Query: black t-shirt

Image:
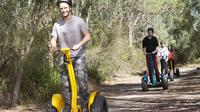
[142,36,159,53]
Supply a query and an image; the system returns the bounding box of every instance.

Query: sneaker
[62,105,70,112]
[81,91,89,105]
[82,108,88,112]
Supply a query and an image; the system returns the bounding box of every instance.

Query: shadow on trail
[101,68,200,112]
[0,68,199,112]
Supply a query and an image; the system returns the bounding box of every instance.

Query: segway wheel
[141,77,148,92]
[175,68,180,77]
[162,75,168,90]
[90,95,108,112]
[47,101,58,112]
[169,71,174,81]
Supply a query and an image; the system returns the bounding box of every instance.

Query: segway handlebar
[60,48,76,52]
[51,47,76,53]
[145,52,155,55]
[146,53,153,55]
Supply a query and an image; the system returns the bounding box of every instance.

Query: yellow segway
[47,48,108,112]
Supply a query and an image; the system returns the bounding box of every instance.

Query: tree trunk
[11,0,50,106]
[118,0,123,31]
[11,67,23,107]
[128,13,141,47]
[128,13,133,47]
[74,0,80,16]
[11,31,35,106]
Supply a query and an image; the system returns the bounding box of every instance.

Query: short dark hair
[169,46,174,52]
[147,28,154,33]
[57,0,72,7]
[160,42,163,45]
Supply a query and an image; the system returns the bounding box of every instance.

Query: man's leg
[73,55,88,104]
[172,59,175,72]
[161,58,167,74]
[60,55,70,111]
[168,60,171,71]
[160,59,163,74]
[146,55,152,84]
[153,55,160,82]
[165,60,168,74]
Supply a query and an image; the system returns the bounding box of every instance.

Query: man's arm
[73,18,91,50]
[51,36,57,51]
[51,23,58,51]
[152,37,159,54]
[72,31,90,50]
[152,47,159,54]
[165,47,169,61]
[143,48,146,55]
[142,38,147,55]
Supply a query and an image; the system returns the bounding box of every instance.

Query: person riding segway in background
[168,46,180,77]
[50,0,91,111]
[168,46,175,71]
[142,28,160,84]
[158,42,169,75]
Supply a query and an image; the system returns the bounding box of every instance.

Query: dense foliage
[0,0,199,105]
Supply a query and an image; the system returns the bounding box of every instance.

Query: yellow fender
[52,94,65,112]
[88,91,98,112]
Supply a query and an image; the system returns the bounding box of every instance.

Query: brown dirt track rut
[1,67,200,112]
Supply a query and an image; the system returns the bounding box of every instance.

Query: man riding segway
[51,0,90,111]
[141,28,168,91]
[142,28,160,84]
[168,46,180,77]
[158,42,169,76]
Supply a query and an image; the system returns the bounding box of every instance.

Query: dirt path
[102,67,200,112]
[1,67,200,112]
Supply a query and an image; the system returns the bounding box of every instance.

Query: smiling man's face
[59,2,70,18]
[147,31,153,37]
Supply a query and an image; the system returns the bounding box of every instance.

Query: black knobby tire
[141,77,148,92]
[47,100,58,112]
[90,95,108,112]
[175,68,180,77]
[162,75,168,90]
[169,71,174,81]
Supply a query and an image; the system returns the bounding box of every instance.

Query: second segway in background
[158,42,174,81]
[141,53,168,92]
[168,46,180,77]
